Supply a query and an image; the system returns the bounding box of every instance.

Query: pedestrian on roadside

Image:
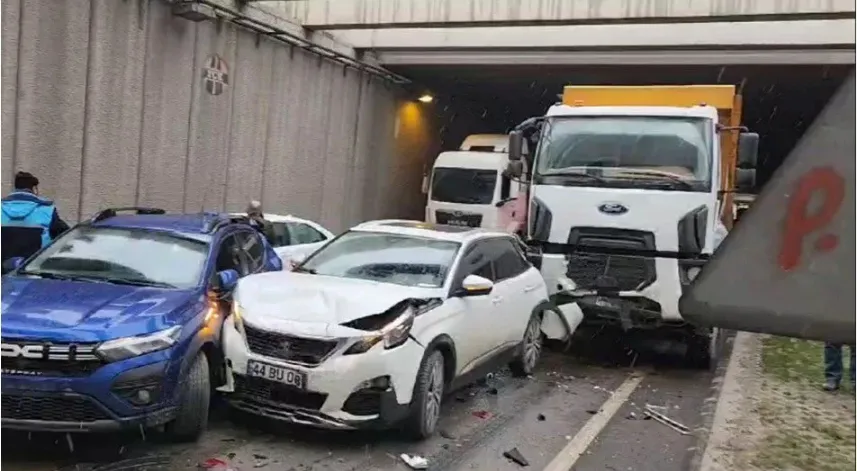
[823,342,855,392]
[1,171,70,262]
[245,200,275,244]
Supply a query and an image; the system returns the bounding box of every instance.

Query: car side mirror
[737,132,759,169]
[504,160,524,179]
[454,274,494,297]
[2,257,25,275]
[508,130,524,162]
[212,269,240,292]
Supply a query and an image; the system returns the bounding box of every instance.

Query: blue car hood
[1,276,200,342]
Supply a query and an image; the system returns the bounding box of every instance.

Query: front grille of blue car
[2,393,111,422]
[0,340,104,377]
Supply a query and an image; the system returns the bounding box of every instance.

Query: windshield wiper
[292,266,317,275]
[96,277,176,288]
[614,170,695,190]
[539,170,609,184]
[17,271,105,282]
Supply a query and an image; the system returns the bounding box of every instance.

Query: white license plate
[247,360,306,389]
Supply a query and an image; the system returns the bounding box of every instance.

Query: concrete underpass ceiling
[393,64,855,189]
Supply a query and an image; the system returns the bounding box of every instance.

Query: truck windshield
[535,116,712,191]
[430,167,497,204]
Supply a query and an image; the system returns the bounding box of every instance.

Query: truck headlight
[96,325,182,362]
[344,309,415,355]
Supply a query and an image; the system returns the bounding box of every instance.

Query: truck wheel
[686,327,719,371]
[403,350,445,440]
[509,312,544,377]
[164,353,210,442]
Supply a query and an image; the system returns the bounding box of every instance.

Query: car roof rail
[89,207,166,223]
[203,214,252,234]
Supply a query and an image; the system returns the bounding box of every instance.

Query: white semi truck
[504,85,759,369]
[425,134,528,232]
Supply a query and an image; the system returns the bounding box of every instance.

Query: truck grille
[566,228,656,292]
[2,393,111,422]
[244,325,338,366]
[435,210,482,228]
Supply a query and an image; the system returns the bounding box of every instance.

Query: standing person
[823,343,855,392]
[1,171,70,262]
[245,200,275,244]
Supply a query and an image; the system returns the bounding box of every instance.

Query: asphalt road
[2,331,727,471]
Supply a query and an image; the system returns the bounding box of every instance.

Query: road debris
[400,453,429,470]
[537,413,546,421]
[472,410,493,419]
[644,404,690,435]
[198,458,239,470]
[503,447,530,467]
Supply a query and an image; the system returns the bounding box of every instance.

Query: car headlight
[96,325,182,362]
[344,308,415,355]
[231,300,246,336]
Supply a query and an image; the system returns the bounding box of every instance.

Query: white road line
[543,374,646,471]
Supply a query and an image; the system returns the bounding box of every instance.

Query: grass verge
[751,336,855,471]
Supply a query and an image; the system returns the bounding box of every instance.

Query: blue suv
[1,207,283,441]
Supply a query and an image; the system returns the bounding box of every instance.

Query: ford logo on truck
[598,202,628,215]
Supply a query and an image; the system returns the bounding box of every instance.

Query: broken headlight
[343,307,416,355]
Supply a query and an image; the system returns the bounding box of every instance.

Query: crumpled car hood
[1,276,198,342]
[234,272,436,331]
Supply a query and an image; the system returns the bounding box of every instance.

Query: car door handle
[524,285,538,292]
[491,296,503,304]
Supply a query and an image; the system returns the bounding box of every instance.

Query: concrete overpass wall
[1,0,434,231]
[271,0,855,29]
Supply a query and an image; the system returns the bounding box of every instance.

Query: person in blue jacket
[1,171,70,262]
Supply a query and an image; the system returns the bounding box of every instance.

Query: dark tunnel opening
[392,64,854,192]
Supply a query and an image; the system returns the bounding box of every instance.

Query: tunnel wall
[1,0,434,232]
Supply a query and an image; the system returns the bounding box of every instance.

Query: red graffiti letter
[779,167,845,271]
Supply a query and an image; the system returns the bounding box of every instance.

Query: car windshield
[297,231,460,288]
[20,225,209,289]
[431,167,497,204]
[535,116,712,191]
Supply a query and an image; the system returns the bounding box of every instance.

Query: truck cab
[506,85,759,369]
[425,134,528,232]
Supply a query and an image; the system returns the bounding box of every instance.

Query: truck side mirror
[508,130,524,162]
[737,132,759,168]
[504,160,524,179]
[736,168,756,193]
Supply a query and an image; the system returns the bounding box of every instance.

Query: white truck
[425,134,528,231]
[504,85,759,369]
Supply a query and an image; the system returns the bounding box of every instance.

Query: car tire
[164,353,210,442]
[686,327,719,371]
[403,350,445,440]
[509,311,544,377]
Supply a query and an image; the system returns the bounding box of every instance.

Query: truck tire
[509,311,544,377]
[403,350,445,440]
[686,327,719,371]
[164,353,210,442]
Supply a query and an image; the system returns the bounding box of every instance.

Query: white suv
[219,220,581,438]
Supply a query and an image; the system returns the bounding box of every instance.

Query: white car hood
[234,272,435,334]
